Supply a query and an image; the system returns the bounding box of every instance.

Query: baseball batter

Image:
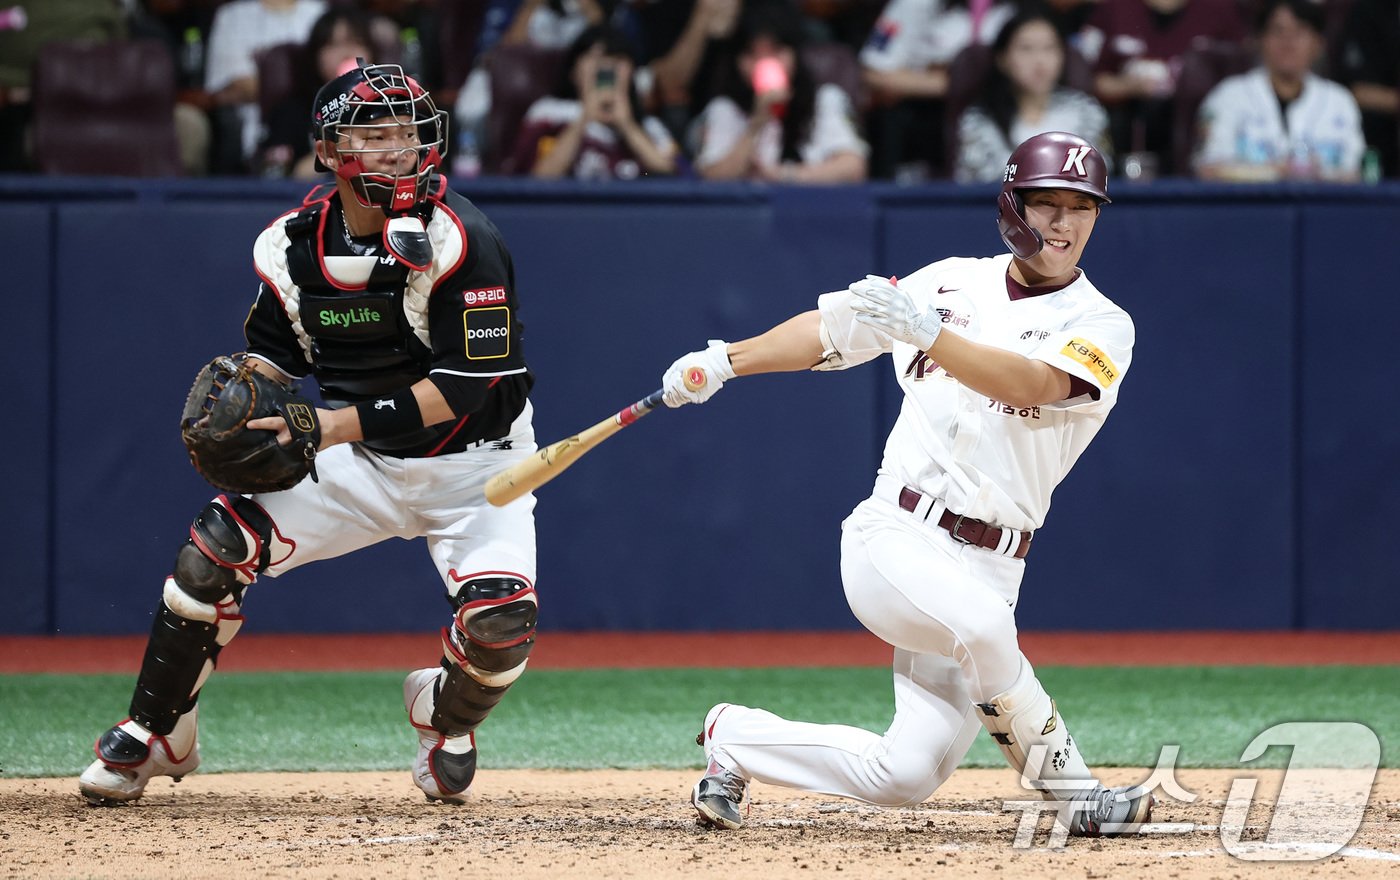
[80,61,539,806]
[662,131,1151,836]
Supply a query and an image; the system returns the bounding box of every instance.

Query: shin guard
[428,576,537,736]
[975,659,1098,801]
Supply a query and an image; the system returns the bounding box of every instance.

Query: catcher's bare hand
[250,408,339,449]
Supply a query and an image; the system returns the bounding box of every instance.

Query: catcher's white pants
[257,402,538,589]
[706,491,1041,807]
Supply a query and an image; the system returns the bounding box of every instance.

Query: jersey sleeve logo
[1060,338,1118,387]
[464,306,511,360]
[463,286,507,308]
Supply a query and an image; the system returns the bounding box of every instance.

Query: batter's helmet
[311,60,447,212]
[997,131,1110,260]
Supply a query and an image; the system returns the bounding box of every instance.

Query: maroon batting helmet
[997,131,1110,260]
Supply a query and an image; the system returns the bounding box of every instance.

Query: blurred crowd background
[0,0,1395,184]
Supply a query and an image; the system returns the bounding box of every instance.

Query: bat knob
[684,367,707,392]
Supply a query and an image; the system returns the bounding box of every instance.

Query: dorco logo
[463,286,508,307]
[467,326,509,339]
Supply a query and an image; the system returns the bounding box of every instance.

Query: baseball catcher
[79,60,540,808]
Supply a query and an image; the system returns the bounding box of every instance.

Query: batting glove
[849,275,942,351]
[662,339,736,408]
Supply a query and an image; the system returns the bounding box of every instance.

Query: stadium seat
[484,45,566,175]
[802,42,868,113]
[32,39,183,177]
[256,42,301,125]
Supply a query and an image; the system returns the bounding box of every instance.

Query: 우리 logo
[463,286,508,307]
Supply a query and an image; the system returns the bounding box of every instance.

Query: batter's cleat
[692,758,748,829]
[1066,784,1155,837]
[78,710,201,806]
[404,667,476,804]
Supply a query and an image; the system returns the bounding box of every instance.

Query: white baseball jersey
[817,254,1134,531]
[860,0,1017,71]
[694,84,869,172]
[1194,68,1365,178]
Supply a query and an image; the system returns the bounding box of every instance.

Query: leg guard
[975,657,1097,801]
[128,495,277,734]
[401,576,536,803]
[423,576,538,737]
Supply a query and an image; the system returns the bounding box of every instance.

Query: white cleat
[404,667,476,804]
[78,710,200,806]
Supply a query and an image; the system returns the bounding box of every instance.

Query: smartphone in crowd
[595,65,617,90]
[751,57,788,95]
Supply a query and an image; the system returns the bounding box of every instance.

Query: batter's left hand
[849,275,943,351]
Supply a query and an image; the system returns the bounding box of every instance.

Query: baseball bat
[483,366,708,507]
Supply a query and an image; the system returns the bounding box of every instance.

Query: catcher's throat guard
[181,355,322,494]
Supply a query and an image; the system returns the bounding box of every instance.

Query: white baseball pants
[705,490,1046,806]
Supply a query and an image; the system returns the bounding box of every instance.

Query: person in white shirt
[1193,0,1365,182]
[205,0,327,164]
[859,0,1018,178]
[661,131,1153,838]
[692,3,868,183]
[956,9,1112,182]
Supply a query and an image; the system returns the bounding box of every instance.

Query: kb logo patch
[464,306,510,360]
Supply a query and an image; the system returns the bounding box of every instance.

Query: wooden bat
[484,367,708,507]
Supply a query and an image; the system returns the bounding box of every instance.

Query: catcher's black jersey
[244,182,533,458]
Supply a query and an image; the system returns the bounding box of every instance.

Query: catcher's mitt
[180,355,322,494]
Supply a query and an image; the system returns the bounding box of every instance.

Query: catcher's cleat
[1066,784,1155,837]
[78,711,201,806]
[692,759,748,830]
[404,668,476,804]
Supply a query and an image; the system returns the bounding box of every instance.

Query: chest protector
[254,182,464,402]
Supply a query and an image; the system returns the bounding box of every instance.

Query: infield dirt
[3,768,1396,879]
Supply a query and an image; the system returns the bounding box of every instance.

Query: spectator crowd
[0,0,1395,182]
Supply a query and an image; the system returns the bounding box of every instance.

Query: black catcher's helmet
[311,60,447,212]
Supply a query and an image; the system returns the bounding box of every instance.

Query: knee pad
[173,495,280,604]
[430,576,537,736]
[445,576,538,687]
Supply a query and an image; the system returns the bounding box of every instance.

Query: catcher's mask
[311,60,447,212]
[997,131,1110,260]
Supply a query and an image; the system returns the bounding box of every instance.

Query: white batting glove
[849,274,942,351]
[662,339,736,408]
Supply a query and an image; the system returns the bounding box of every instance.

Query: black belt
[897,487,1032,559]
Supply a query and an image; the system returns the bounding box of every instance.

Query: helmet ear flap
[997,190,1044,260]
